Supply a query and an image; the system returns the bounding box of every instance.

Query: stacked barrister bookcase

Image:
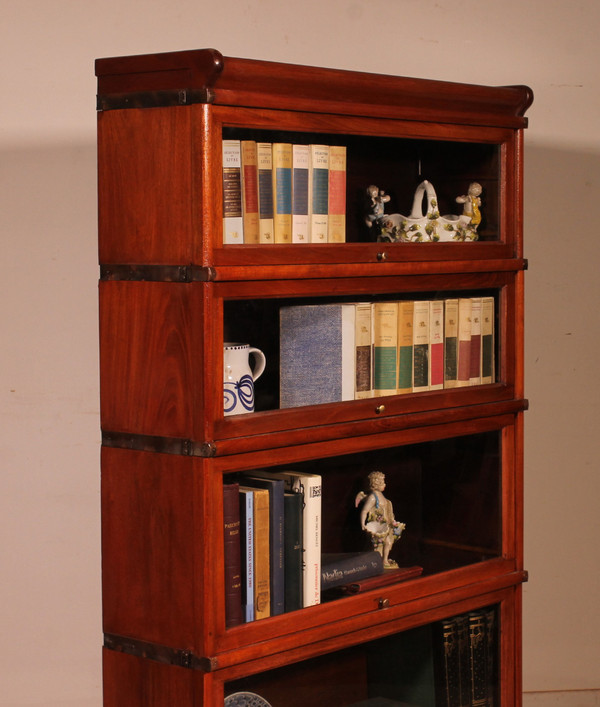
[96,49,532,706]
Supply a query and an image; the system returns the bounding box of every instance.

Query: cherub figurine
[355,471,405,569]
[364,184,391,228]
[456,182,483,228]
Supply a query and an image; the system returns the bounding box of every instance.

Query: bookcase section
[97,49,531,707]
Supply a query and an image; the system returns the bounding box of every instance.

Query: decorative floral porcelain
[366,180,482,243]
[223,343,266,416]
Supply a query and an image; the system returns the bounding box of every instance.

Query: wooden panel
[101,447,198,647]
[99,281,198,438]
[103,648,197,707]
[98,106,194,264]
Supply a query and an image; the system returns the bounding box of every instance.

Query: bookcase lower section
[102,586,522,707]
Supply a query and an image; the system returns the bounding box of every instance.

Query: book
[243,475,285,616]
[320,551,383,591]
[429,300,444,391]
[238,487,254,622]
[443,299,459,389]
[481,297,495,385]
[355,302,373,399]
[373,301,399,396]
[469,297,483,385]
[240,485,270,620]
[292,144,310,243]
[468,610,491,706]
[412,300,430,392]
[397,301,414,394]
[280,303,356,408]
[223,483,243,628]
[456,298,473,387]
[328,145,347,242]
[256,142,274,243]
[340,565,423,595]
[434,617,462,707]
[308,144,329,242]
[254,470,322,607]
[271,142,293,243]
[283,490,304,612]
[222,139,243,244]
[240,140,260,244]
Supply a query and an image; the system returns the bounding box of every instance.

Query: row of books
[222,139,347,245]
[279,297,495,408]
[224,471,400,626]
[434,609,496,707]
[223,470,322,627]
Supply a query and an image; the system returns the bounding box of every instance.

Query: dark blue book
[284,490,304,612]
[243,475,285,616]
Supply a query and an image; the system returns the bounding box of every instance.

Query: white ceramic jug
[223,343,266,416]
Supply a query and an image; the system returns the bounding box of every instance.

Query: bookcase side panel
[99,281,198,439]
[101,447,199,648]
[102,648,198,707]
[98,106,194,265]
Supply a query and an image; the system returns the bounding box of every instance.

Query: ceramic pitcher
[223,342,266,416]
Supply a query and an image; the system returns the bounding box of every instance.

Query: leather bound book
[223,483,243,628]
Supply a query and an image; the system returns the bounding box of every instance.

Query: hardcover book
[240,140,260,243]
[456,298,473,387]
[481,297,495,385]
[283,490,304,612]
[443,298,459,388]
[243,475,285,616]
[223,483,243,628]
[238,487,255,622]
[240,486,271,620]
[397,301,414,394]
[469,297,483,385]
[373,301,399,396]
[280,303,356,408]
[429,300,444,391]
[412,300,430,392]
[253,470,322,607]
[256,142,274,243]
[328,145,347,242]
[320,551,383,591]
[271,142,292,243]
[308,144,329,242]
[355,302,373,399]
[222,139,243,244]
[292,143,309,243]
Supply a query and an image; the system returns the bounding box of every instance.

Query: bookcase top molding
[96,48,533,128]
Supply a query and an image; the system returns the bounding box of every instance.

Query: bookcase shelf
[97,49,531,706]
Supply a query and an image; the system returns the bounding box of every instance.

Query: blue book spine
[238,488,254,622]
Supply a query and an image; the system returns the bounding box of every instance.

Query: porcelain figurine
[364,180,481,243]
[456,181,483,229]
[355,471,405,569]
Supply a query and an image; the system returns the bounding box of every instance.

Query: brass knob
[375,404,385,414]
[377,251,388,262]
[378,597,390,609]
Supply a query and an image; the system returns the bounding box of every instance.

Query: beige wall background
[1,1,599,705]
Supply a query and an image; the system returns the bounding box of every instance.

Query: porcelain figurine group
[365,180,482,243]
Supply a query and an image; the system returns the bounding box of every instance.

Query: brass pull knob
[378,597,390,609]
[375,404,385,414]
[377,251,388,262]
